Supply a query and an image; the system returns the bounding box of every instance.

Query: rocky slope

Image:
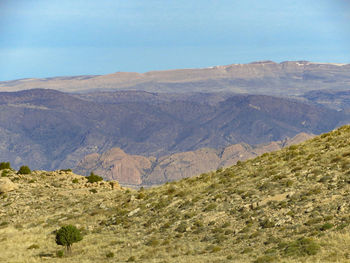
[75,133,314,186]
[0,89,343,171]
[2,126,350,262]
[1,61,350,96]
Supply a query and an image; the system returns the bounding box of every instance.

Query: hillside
[74,133,314,186]
[1,61,350,96]
[0,89,344,171]
[2,126,350,262]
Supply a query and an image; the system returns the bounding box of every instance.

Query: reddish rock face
[75,148,152,185]
[75,133,314,187]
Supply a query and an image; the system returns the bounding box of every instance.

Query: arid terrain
[2,126,350,262]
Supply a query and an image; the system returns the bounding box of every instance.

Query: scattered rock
[128,208,140,217]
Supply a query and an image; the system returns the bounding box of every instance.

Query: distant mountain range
[0,88,347,173]
[1,61,349,96]
[1,61,350,184]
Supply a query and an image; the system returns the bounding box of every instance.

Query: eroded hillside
[2,126,350,262]
[75,133,314,186]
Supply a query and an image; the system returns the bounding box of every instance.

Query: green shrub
[260,219,275,228]
[145,238,160,247]
[282,237,319,257]
[86,172,103,183]
[211,245,222,253]
[175,222,187,233]
[60,169,72,172]
[106,251,114,258]
[1,170,9,177]
[55,225,83,253]
[18,165,31,174]
[203,203,217,212]
[56,250,64,258]
[0,162,11,170]
[319,223,333,231]
[254,255,278,263]
[127,256,136,262]
[72,178,79,184]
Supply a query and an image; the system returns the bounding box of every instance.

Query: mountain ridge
[0,89,345,172]
[1,61,350,95]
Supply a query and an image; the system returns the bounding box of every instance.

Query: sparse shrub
[86,172,103,183]
[1,170,9,177]
[324,215,333,221]
[175,222,187,233]
[127,256,136,262]
[282,237,319,257]
[331,156,342,163]
[90,189,98,194]
[60,169,72,172]
[260,219,275,228]
[55,225,83,253]
[210,245,222,253]
[146,238,159,247]
[56,250,64,258]
[72,178,79,183]
[203,203,217,212]
[254,255,278,263]
[167,186,176,194]
[0,162,11,170]
[319,222,333,231]
[27,244,39,249]
[136,192,145,199]
[106,251,114,258]
[222,221,231,228]
[0,221,8,228]
[18,165,31,174]
[304,217,322,226]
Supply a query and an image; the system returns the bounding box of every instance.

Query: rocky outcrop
[75,148,152,185]
[0,177,18,193]
[75,133,315,186]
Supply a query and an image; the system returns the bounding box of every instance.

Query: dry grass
[2,125,350,262]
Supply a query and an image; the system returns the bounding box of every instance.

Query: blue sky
[0,0,349,80]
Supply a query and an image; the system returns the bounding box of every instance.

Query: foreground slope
[2,126,350,262]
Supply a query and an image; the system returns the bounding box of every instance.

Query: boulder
[0,177,18,193]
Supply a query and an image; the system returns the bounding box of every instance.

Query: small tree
[0,162,11,170]
[18,165,31,174]
[86,172,103,183]
[55,225,82,253]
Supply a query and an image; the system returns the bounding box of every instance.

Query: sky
[0,0,349,81]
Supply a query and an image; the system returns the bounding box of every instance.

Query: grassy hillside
[2,125,350,262]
